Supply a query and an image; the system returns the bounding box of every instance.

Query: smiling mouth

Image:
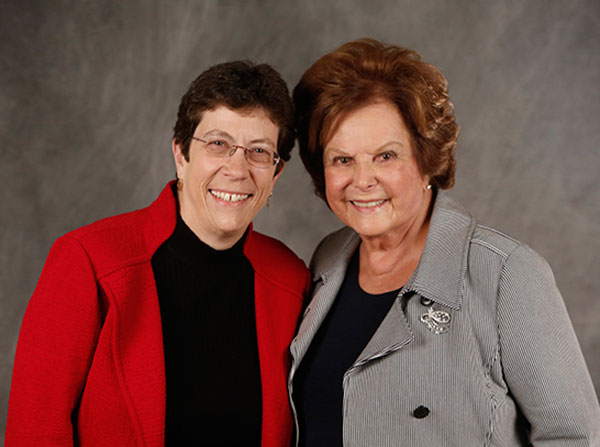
[210,189,252,203]
[350,199,387,208]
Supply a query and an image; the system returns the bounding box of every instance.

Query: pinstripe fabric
[289,192,600,446]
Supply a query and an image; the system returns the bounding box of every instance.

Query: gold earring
[177,178,183,191]
[267,192,273,208]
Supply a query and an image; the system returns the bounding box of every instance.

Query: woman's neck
[358,198,432,294]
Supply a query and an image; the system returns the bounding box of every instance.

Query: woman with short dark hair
[290,38,600,446]
[6,61,310,447]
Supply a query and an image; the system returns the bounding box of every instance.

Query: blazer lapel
[289,244,415,378]
[101,263,166,447]
[290,228,360,370]
[351,295,414,370]
[290,274,341,369]
[403,191,476,311]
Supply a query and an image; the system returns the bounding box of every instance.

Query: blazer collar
[145,181,179,253]
[148,181,261,263]
[312,191,475,311]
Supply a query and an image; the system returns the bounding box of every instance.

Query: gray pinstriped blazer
[288,192,600,446]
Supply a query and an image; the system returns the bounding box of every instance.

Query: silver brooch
[420,306,451,334]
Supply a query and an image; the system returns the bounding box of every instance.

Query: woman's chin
[347,221,391,239]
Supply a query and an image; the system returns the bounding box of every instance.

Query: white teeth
[210,190,250,202]
[351,200,386,208]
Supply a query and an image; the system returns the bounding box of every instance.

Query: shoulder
[470,222,550,274]
[433,191,546,271]
[470,223,520,259]
[58,206,155,278]
[462,219,557,303]
[420,192,555,305]
[245,230,310,295]
[67,204,151,246]
[310,226,359,279]
[53,184,176,278]
[313,226,356,255]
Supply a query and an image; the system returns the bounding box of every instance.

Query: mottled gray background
[1,0,599,439]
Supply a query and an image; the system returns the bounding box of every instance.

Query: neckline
[163,212,248,263]
[348,249,402,298]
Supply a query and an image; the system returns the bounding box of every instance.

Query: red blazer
[6,183,310,447]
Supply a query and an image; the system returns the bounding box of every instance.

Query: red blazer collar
[144,181,178,254]
[148,181,262,259]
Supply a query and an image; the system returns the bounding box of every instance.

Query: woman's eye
[376,151,397,162]
[333,156,352,165]
[205,140,232,153]
[252,147,266,154]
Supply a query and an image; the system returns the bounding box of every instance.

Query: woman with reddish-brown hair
[289,38,600,446]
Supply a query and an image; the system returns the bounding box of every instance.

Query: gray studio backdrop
[1,0,599,439]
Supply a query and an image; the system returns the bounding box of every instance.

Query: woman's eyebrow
[247,138,276,148]
[324,147,352,156]
[374,140,407,152]
[325,140,407,155]
[199,129,234,140]
[199,130,275,148]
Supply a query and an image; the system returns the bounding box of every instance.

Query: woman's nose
[222,148,250,177]
[353,161,377,190]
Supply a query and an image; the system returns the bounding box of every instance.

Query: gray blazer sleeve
[497,244,600,445]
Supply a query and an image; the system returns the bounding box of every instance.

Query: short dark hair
[294,38,459,200]
[173,61,294,163]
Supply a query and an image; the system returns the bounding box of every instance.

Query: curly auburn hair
[293,38,459,200]
[173,60,294,164]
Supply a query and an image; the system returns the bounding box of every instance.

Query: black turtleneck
[151,214,261,446]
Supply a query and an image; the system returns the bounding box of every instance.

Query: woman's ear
[422,174,431,191]
[172,140,186,178]
[273,161,286,180]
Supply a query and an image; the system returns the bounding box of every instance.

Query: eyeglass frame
[191,136,281,169]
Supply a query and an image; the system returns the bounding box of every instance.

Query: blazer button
[420,296,434,307]
[413,405,430,419]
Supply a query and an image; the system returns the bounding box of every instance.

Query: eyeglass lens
[194,138,278,168]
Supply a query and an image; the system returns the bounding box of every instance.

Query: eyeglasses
[192,137,281,169]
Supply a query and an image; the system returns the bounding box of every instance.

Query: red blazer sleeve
[6,235,105,446]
